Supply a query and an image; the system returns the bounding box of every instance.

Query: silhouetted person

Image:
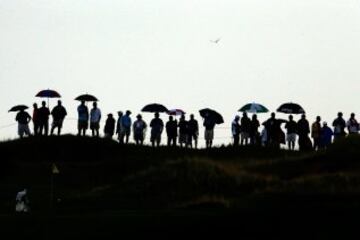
[311,116,322,150]
[116,111,124,143]
[231,115,241,146]
[187,114,199,149]
[240,112,251,145]
[133,114,147,145]
[32,103,40,136]
[320,122,333,149]
[263,112,281,148]
[77,100,89,136]
[332,112,346,141]
[166,116,177,147]
[90,102,101,137]
[104,114,115,139]
[38,101,50,136]
[203,113,216,148]
[119,110,132,144]
[347,113,359,135]
[250,114,260,145]
[285,115,297,150]
[297,114,311,151]
[15,109,31,138]
[150,112,164,147]
[50,100,67,135]
[178,114,188,148]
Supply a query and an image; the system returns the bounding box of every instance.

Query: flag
[52,163,60,174]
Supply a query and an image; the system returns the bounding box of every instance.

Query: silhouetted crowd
[14,101,359,150]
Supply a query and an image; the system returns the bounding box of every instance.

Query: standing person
[32,103,40,136]
[203,114,216,149]
[104,113,115,139]
[240,112,251,145]
[50,100,67,136]
[231,115,241,146]
[187,114,199,149]
[332,112,346,141]
[250,114,260,145]
[285,115,297,150]
[15,109,32,138]
[320,122,333,149]
[77,101,89,136]
[178,114,188,148]
[120,110,132,144]
[166,116,177,147]
[90,102,101,137]
[347,113,359,135]
[116,111,124,143]
[311,116,322,150]
[263,113,279,148]
[133,114,147,145]
[38,101,50,136]
[297,114,311,151]
[150,112,164,147]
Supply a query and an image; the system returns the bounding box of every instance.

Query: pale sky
[1,0,360,146]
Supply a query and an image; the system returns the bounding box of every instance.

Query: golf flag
[52,163,60,174]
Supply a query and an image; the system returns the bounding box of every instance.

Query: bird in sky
[210,38,221,44]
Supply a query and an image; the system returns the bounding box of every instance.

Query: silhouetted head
[41,101,46,107]
[93,102,97,108]
[316,116,321,122]
[271,112,275,119]
[252,114,257,120]
[137,114,142,119]
[289,115,293,121]
[338,112,343,117]
[243,112,247,118]
[57,100,62,106]
[126,110,131,115]
[301,114,306,119]
[351,113,355,118]
[235,115,240,121]
[155,112,159,118]
[33,103,38,109]
[81,100,85,105]
[180,114,185,120]
[108,113,113,118]
[323,121,328,126]
[169,116,173,121]
[190,114,194,120]
[118,111,123,117]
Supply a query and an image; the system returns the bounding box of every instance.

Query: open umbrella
[141,103,168,113]
[8,105,28,112]
[277,103,305,114]
[36,89,61,107]
[199,108,224,124]
[75,94,98,102]
[239,103,269,113]
[167,109,186,116]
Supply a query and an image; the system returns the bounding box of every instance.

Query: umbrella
[277,103,305,114]
[239,103,269,113]
[36,89,61,107]
[167,109,186,116]
[75,94,98,102]
[199,108,224,124]
[8,105,29,112]
[141,103,168,113]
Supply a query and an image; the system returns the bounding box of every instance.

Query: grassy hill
[1,135,360,238]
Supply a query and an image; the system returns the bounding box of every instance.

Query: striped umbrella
[239,103,269,113]
[167,109,186,116]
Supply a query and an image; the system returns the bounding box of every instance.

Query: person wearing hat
[104,113,115,139]
[231,115,241,146]
[133,114,147,145]
[320,121,333,149]
[119,110,132,144]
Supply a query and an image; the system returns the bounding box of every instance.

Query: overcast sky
[1,0,360,145]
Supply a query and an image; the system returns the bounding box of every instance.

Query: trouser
[233,135,240,146]
[39,122,49,136]
[167,136,176,146]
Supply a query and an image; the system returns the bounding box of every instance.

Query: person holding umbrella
[15,108,32,138]
[50,100,67,135]
[150,112,164,147]
[285,115,297,150]
[240,112,251,146]
[38,101,50,136]
[203,113,216,149]
[77,100,89,136]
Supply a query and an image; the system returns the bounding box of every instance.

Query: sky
[1,0,360,146]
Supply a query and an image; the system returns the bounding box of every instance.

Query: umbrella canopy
[239,103,269,113]
[141,103,168,113]
[167,109,186,116]
[199,108,224,124]
[75,94,98,102]
[8,105,29,112]
[35,89,61,98]
[277,103,305,114]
